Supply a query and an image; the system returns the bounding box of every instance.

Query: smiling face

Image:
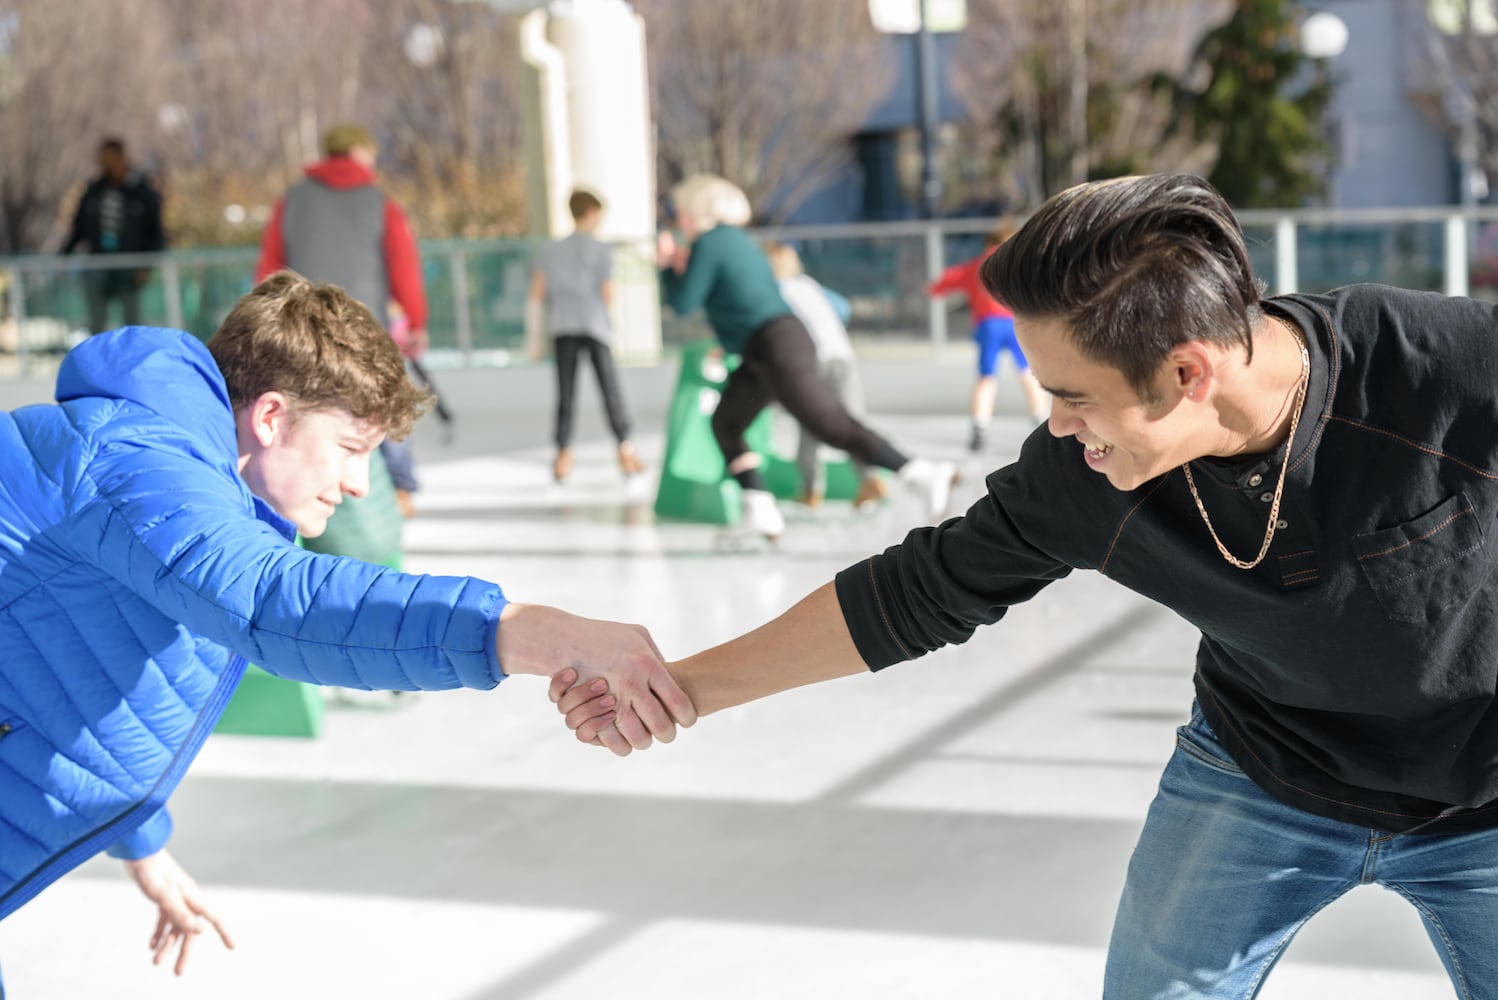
[1017,316,1203,492]
[235,393,386,537]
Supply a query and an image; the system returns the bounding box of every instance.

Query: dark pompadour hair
[981,174,1263,399]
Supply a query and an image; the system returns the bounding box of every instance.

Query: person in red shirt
[929,222,1049,451]
[256,123,428,516]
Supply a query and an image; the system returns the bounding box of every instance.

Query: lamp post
[869,0,966,354]
[868,0,966,218]
[915,5,941,219]
[1299,10,1348,207]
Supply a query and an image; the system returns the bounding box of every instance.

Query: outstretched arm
[557,583,864,741]
[673,582,864,716]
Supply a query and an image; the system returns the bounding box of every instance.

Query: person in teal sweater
[658,174,953,539]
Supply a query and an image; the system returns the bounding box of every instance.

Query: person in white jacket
[765,242,876,508]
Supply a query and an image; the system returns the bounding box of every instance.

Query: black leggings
[555,334,632,448]
[711,315,907,478]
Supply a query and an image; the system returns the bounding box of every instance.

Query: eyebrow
[1040,383,1087,401]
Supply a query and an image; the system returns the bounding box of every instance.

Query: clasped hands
[530,611,693,756]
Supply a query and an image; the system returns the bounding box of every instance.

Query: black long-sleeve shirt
[837,284,1498,833]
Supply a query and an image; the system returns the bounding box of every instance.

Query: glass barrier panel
[1295,221,1444,294]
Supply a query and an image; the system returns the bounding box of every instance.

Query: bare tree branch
[637,0,897,221]
[1408,0,1498,187]
[946,0,1223,209]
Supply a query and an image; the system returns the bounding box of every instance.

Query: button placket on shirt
[1270,491,1317,587]
[1237,462,1309,572]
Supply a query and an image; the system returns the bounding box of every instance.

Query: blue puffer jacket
[0,328,507,922]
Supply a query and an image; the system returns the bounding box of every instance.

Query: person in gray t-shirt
[528,189,643,484]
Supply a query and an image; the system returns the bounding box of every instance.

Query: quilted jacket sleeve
[104,807,173,860]
[72,436,506,692]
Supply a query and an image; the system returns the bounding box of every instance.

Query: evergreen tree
[1162,0,1335,207]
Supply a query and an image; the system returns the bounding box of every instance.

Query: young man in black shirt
[558,173,1498,996]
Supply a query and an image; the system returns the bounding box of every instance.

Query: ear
[242,391,296,448]
[1169,341,1216,402]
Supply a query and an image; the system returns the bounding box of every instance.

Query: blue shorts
[973,316,1027,377]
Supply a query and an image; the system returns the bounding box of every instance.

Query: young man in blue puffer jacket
[0,271,694,983]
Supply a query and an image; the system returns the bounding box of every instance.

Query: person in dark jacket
[561,174,1498,997]
[64,137,165,334]
[0,273,692,985]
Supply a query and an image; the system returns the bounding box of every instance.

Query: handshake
[499,602,701,757]
[546,660,693,756]
[503,583,851,754]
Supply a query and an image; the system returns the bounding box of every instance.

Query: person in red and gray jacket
[256,123,427,515]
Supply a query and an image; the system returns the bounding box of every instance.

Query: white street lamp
[404,23,445,67]
[1300,11,1349,60]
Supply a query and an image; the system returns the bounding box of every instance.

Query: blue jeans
[379,439,418,493]
[1106,705,1498,999]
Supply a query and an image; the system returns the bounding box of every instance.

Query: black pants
[554,334,632,449]
[711,315,907,472]
[85,267,142,334]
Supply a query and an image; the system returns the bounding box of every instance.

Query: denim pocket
[1176,709,1246,776]
[1353,493,1488,624]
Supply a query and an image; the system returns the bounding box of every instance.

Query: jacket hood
[304,156,379,190]
[56,327,238,459]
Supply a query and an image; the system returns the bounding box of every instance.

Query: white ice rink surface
[0,411,1459,999]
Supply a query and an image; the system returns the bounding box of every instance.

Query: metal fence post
[162,258,185,331]
[1445,214,1470,298]
[924,223,946,357]
[449,247,474,365]
[1274,217,1298,295]
[8,267,27,379]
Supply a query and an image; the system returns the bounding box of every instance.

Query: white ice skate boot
[898,457,956,522]
[741,488,785,541]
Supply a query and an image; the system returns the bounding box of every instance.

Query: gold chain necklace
[1181,320,1310,570]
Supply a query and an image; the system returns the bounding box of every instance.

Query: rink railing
[5,206,1498,378]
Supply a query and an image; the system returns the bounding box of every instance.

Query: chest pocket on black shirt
[1353,493,1488,624]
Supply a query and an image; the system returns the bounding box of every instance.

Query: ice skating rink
[0,372,1459,999]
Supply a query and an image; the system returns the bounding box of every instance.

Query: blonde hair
[209,271,431,440]
[763,241,802,278]
[672,174,753,230]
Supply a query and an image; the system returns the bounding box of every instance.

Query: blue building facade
[1319,0,1456,207]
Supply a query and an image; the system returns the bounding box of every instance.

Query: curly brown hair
[208,271,431,440]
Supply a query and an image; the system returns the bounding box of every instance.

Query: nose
[1048,406,1084,439]
[343,452,371,499]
